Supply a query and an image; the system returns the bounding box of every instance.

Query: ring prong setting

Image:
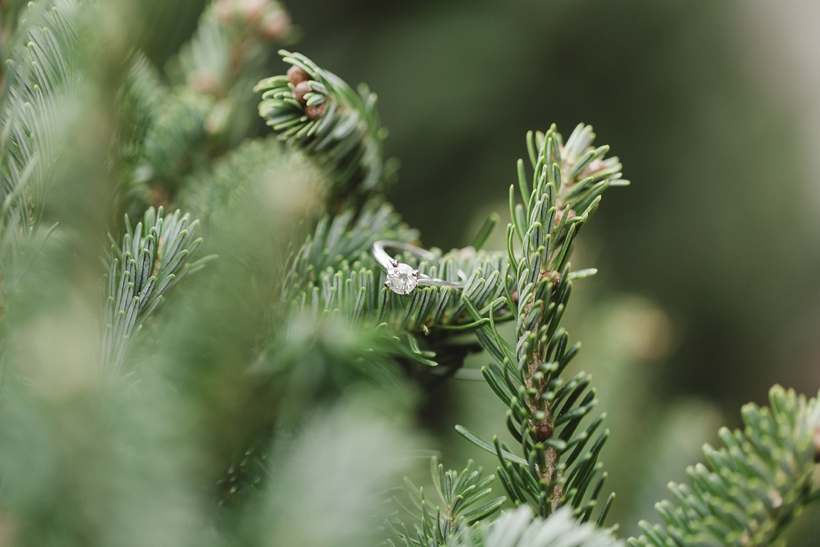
[385,261,419,295]
[373,240,464,295]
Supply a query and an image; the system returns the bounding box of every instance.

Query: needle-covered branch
[0,0,80,264]
[255,50,395,199]
[387,458,505,547]
[455,124,628,524]
[283,217,510,371]
[101,206,212,373]
[628,386,820,547]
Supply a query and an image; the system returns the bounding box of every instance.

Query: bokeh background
[265,0,820,541]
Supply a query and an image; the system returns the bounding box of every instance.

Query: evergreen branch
[448,506,623,547]
[455,124,627,524]
[255,50,395,198]
[291,245,508,332]
[386,457,505,547]
[277,192,510,373]
[285,234,509,370]
[224,314,414,504]
[281,199,418,303]
[627,385,820,547]
[0,0,80,264]
[253,396,418,547]
[101,206,211,374]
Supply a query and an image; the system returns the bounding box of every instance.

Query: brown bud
[292,81,311,105]
[305,103,326,121]
[287,66,310,86]
[536,422,553,442]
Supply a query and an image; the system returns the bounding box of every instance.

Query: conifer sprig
[255,50,394,198]
[628,385,820,547]
[387,458,505,547]
[455,124,628,524]
[281,220,511,371]
[0,0,80,262]
[101,207,211,373]
[281,200,418,303]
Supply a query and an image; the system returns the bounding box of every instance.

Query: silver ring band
[372,240,466,295]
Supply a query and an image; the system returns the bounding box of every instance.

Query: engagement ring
[372,240,467,295]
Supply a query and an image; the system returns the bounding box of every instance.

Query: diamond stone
[386,262,418,295]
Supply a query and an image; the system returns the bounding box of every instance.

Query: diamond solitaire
[372,240,468,296]
[386,262,419,295]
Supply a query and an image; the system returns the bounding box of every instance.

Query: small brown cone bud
[536,422,553,442]
[292,81,311,105]
[287,66,310,86]
[305,103,326,120]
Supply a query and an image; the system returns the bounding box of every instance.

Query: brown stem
[524,273,562,512]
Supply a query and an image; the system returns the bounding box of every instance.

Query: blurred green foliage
[1,0,819,545]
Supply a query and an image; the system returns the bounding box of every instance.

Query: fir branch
[281,200,418,303]
[289,245,509,332]
[455,124,628,524]
[628,385,820,547]
[387,457,504,547]
[255,50,395,199]
[0,0,80,268]
[284,231,509,370]
[448,506,623,547]
[101,206,211,374]
[276,190,511,373]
